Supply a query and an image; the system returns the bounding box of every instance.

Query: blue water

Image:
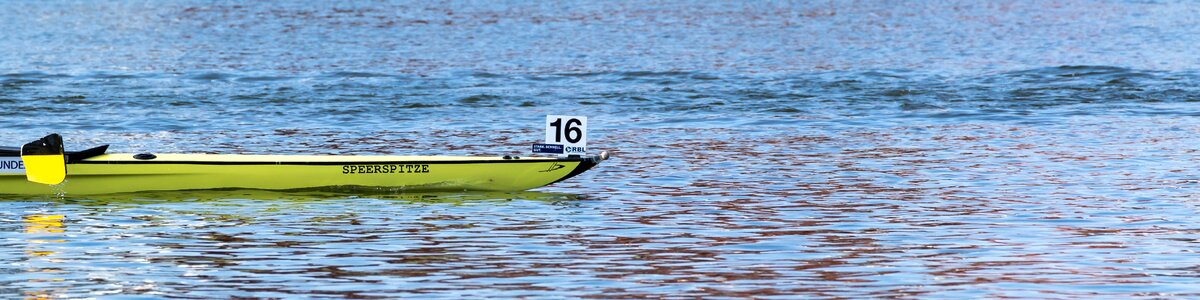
[4,1,1200,298]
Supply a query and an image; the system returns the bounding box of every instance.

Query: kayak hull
[0,153,603,195]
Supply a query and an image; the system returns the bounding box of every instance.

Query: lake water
[3,1,1200,298]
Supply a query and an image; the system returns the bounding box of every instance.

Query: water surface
[3,1,1200,298]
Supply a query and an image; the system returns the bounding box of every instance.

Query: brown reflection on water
[10,119,1200,298]
[563,123,1194,297]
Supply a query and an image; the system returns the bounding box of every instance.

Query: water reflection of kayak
[2,134,607,195]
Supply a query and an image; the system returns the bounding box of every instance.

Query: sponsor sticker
[532,143,565,154]
[0,157,25,175]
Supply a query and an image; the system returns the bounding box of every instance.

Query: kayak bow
[1,135,607,195]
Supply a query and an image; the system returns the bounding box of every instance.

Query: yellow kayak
[1,136,607,195]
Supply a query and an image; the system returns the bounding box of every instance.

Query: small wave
[765,107,803,113]
[617,71,694,78]
[185,72,236,81]
[898,102,944,111]
[880,88,923,97]
[457,94,503,104]
[324,71,393,78]
[1000,65,1155,84]
[83,72,141,80]
[469,71,505,78]
[0,71,69,79]
[235,76,294,82]
[0,78,47,86]
[0,71,68,87]
[397,102,442,108]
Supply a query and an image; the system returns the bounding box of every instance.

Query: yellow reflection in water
[25,214,65,256]
[24,215,64,233]
[23,214,66,300]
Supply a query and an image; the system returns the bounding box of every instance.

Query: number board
[544,115,587,155]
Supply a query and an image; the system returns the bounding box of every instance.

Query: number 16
[550,117,583,143]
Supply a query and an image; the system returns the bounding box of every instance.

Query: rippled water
[4,1,1200,298]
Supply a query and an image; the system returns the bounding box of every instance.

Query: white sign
[545,115,587,155]
[0,157,25,175]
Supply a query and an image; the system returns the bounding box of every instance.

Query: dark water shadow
[0,188,584,206]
